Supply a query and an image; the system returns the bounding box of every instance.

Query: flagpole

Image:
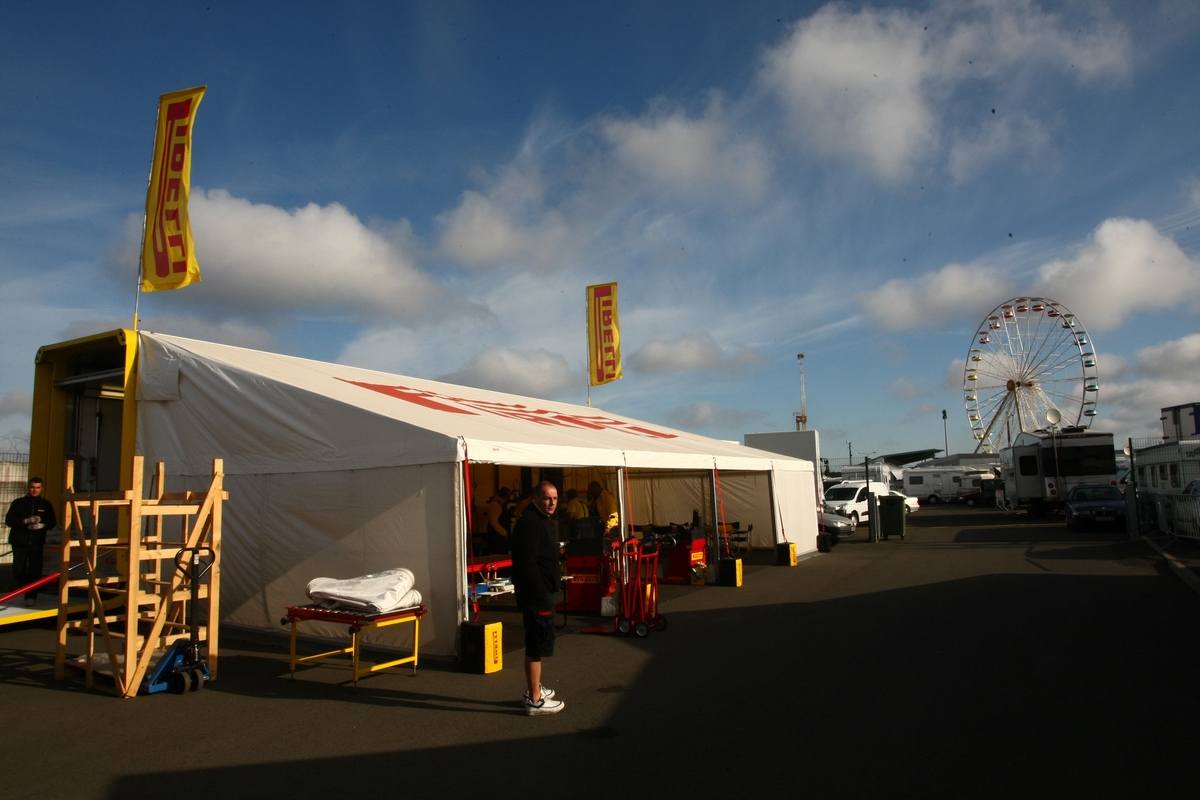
[133,99,162,334]
[133,223,145,332]
[585,286,591,407]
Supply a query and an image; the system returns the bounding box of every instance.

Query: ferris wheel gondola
[964,297,1099,453]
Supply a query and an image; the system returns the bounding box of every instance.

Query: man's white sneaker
[524,696,565,716]
[523,685,555,703]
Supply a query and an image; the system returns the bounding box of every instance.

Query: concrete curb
[1143,536,1200,596]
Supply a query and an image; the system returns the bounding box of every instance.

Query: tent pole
[615,464,626,541]
[709,469,721,584]
[456,445,470,632]
[768,466,784,546]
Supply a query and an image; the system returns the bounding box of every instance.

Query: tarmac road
[2,506,1198,798]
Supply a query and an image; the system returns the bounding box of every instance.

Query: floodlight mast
[796,353,807,431]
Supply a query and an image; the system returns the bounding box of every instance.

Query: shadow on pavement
[98,565,1200,798]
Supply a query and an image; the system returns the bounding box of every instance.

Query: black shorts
[519,593,556,658]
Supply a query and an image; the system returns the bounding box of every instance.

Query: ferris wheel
[964,297,1098,453]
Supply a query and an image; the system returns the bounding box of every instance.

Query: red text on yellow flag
[587,283,623,387]
[141,86,206,292]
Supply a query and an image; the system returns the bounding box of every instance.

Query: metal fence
[0,452,30,569]
[1127,436,1200,542]
[822,458,892,482]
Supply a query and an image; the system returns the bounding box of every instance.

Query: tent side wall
[161,462,461,656]
[715,471,777,548]
[626,469,713,528]
[772,467,818,555]
[626,465,818,554]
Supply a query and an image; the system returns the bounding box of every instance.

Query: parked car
[1064,485,1126,531]
[889,490,919,514]
[819,507,857,538]
[959,478,1002,507]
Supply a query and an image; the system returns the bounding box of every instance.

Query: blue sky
[2,1,1199,459]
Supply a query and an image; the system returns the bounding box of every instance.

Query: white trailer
[902,466,993,505]
[1000,430,1117,510]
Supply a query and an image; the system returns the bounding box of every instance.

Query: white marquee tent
[135,333,818,656]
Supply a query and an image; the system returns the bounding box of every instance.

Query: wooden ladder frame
[53,456,227,698]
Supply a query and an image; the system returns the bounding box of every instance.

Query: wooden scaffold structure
[54,456,227,698]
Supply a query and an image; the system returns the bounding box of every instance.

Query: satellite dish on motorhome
[1046,408,1062,426]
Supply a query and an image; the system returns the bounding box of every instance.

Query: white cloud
[601,98,771,203]
[762,5,933,181]
[0,390,31,453]
[931,1,1132,84]
[627,333,762,375]
[436,161,576,270]
[1096,352,1129,382]
[60,316,278,351]
[437,347,575,399]
[904,402,939,422]
[1033,218,1200,331]
[666,401,765,429]
[337,269,586,384]
[1135,334,1200,379]
[1091,377,1200,439]
[887,377,923,400]
[109,190,441,320]
[0,388,32,416]
[760,2,1131,181]
[860,262,1012,330]
[944,358,966,391]
[948,113,1052,184]
[863,218,1200,333]
[436,190,573,270]
[1069,334,1200,440]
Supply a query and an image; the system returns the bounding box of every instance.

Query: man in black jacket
[5,477,57,607]
[510,480,565,716]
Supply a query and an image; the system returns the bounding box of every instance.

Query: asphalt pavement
[2,505,1199,799]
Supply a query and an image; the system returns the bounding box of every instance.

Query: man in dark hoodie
[510,480,565,716]
[5,477,57,607]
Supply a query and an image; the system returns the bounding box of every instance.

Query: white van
[822,480,890,526]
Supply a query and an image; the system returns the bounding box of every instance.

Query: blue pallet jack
[142,546,214,695]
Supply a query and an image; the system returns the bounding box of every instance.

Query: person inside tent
[563,488,589,521]
[484,486,512,554]
[588,480,619,534]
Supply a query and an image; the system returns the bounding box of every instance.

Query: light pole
[942,409,949,457]
[847,441,852,462]
[796,353,807,431]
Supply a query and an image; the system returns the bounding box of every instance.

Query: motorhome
[902,466,994,505]
[1000,430,1117,511]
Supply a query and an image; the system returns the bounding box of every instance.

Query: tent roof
[138,333,810,474]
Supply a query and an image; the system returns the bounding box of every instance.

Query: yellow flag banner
[586,282,622,387]
[141,86,206,292]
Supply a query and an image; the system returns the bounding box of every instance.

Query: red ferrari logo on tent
[338,379,677,440]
